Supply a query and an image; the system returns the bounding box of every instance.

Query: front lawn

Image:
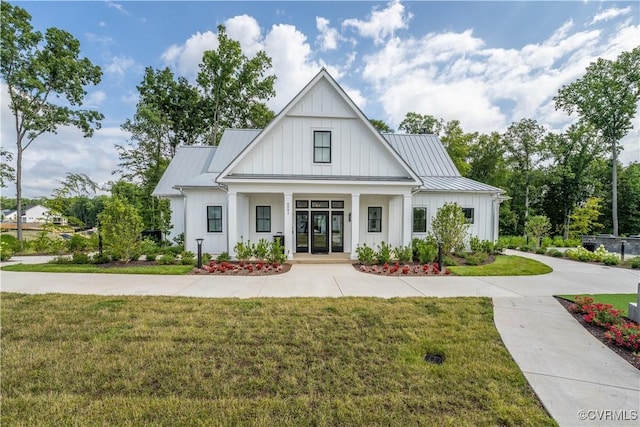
[0,263,193,275]
[448,255,552,276]
[1,293,555,426]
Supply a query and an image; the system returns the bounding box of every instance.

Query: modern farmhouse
[153,69,505,259]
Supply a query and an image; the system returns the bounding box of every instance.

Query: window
[313,131,331,163]
[331,200,344,209]
[413,207,427,233]
[462,208,475,224]
[296,200,309,209]
[207,206,223,232]
[256,206,271,233]
[368,207,382,232]
[311,200,329,208]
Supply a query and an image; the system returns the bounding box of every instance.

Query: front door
[311,211,329,253]
[331,212,344,252]
[296,211,309,253]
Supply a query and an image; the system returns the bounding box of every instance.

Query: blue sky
[1,0,639,197]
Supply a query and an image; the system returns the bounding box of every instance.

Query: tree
[197,24,276,145]
[525,215,551,248]
[0,149,15,188]
[543,124,605,238]
[48,173,102,227]
[369,119,394,133]
[430,202,470,254]
[617,163,640,235]
[554,47,640,236]
[1,3,103,243]
[398,112,443,135]
[440,120,472,176]
[502,119,547,234]
[569,197,603,238]
[467,132,507,188]
[98,196,143,263]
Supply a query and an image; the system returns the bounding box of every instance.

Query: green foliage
[216,252,231,262]
[630,257,640,269]
[431,202,470,254]
[66,234,90,252]
[157,254,176,265]
[413,238,437,264]
[525,215,551,248]
[398,112,443,135]
[265,239,287,264]
[535,247,547,255]
[440,120,472,176]
[394,245,413,263]
[71,252,90,264]
[234,240,254,262]
[369,118,394,133]
[180,251,195,266]
[376,241,393,264]
[90,253,111,264]
[469,236,482,253]
[1,234,20,252]
[98,197,144,263]
[465,252,488,266]
[253,238,269,261]
[355,244,376,266]
[546,248,563,257]
[0,240,13,261]
[569,197,603,238]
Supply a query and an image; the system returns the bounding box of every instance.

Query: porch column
[403,194,412,246]
[283,192,293,259]
[350,193,360,260]
[227,192,238,258]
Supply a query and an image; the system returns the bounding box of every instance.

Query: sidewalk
[1,250,639,426]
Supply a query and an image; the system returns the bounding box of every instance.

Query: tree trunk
[611,140,618,236]
[16,145,23,246]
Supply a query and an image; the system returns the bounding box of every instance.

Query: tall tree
[197,24,276,145]
[502,118,547,234]
[440,120,472,176]
[543,124,605,238]
[1,2,103,243]
[0,149,15,188]
[467,132,507,188]
[398,112,443,135]
[369,118,394,133]
[554,47,640,236]
[617,163,640,235]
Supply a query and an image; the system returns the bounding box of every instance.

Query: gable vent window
[314,130,331,163]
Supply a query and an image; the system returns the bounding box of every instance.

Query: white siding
[411,192,497,243]
[247,194,284,243]
[167,196,184,243]
[359,195,389,248]
[183,189,228,255]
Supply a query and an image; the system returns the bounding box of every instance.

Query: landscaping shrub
[66,234,90,252]
[98,197,144,263]
[546,248,563,257]
[482,240,495,254]
[469,236,483,253]
[234,240,254,262]
[216,252,231,262]
[535,246,547,255]
[71,252,91,264]
[0,241,13,261]
[442,255,458,266]
[394,245,413,263]
[253,239,269,261]
[602,254,619,266]
[377,241,393,264]
[355,244,376,265]
[144,253,157,262]
[266,239,287,264]
[91,253,111,264]
[465,253,485,266]
[630,257,640,269]
[413,238,437,264]
[180,251,195,266]
[157,254,176,265]
[1,234,20,252]
[431,202,469,254]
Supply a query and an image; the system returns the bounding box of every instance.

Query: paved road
[1,250,639,426]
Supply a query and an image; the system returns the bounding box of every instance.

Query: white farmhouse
[154,69,505,259]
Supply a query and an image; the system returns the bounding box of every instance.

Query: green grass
[0,263,193,275]
[448,255,553,276]
[558,294,636,317]
[1,293,556,426]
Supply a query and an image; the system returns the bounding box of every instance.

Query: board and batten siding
[231,81,408,179]
[183,189,228,254]
[412,192,497,243]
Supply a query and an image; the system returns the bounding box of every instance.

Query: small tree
[98,197,143,263]
[431,202,470,254]
[569,197,603,238]
[525,215,551,248]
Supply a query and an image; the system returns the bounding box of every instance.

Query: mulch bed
[192,261,291,276]
[555,296,640,370]
[354,255,496,276]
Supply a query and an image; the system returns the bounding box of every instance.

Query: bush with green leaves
[266,239,287,264]
[98,196,144,263]
[157,253,176,265]
[1,234,20,253]
[431,202,470,254]
[394,245,413,263]
[71,252,90,264]
[377,241,393,264]
[535,246,547,255]
[234,240,254,262]
[525,215,551,248]
[0,240,12,261]
[91,253,111,264]
[253,239,269,261]
[180,251,195,265]
[355,243,376,265]
[414,238,437,264]
[469,236,483,253]
[465,252,487,266]
[546,248,563,258]
[66,234,90,252]
[565,246,597,262]
[602,254,619,266]
[216,252,231,262]
[630,257,640,269]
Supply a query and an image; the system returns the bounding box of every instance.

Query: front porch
[289,252,353,264]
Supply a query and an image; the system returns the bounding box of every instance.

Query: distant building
[3,204,67,225]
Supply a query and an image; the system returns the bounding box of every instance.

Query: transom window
[313,131,331,163]
[413,207,427,233]
[462,208,475,224]
[207,206,223,233]
[256,206,271,233]
[368,207,382,232]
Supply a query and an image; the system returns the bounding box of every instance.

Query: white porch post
[351,193,360,260]
[284,192,293,259]
[403,194,412,246]
[227,192,238,258]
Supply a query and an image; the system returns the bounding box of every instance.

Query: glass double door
[296,211,343,253]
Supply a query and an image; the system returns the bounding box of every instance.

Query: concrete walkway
[1,250,639,426]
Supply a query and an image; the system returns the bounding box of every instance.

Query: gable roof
[384,134,459,177]
[152,146,217,196]
[216,68,422,185]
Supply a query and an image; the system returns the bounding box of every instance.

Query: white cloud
[590,6,633,25]
[161,31,218,78]
[106,1,128,15]
[342,0,411,45]
[105,56,135,76]
[316,17,340,51]
[85,91,106,108]
[225,14,263,56]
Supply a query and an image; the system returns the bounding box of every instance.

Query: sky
[1,0,639,198]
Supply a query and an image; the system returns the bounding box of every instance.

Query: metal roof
[152,146,217,196]
[384,133,460,177]
[208,129,261,173]
[421,176,504,193]
[225,174,415,182]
